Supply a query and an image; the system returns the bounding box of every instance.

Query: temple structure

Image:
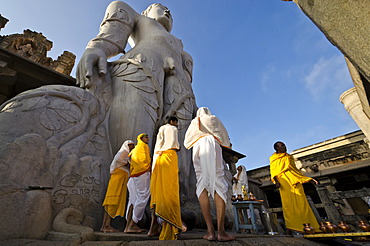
[0,28,76,104]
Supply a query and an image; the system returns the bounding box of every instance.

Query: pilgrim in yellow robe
[150,149,182,240]
[102,140,133,218]
[270,152,320,232]
[103,168,129,218]
[150,123,182,240]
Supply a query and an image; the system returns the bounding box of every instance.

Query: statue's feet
[202,232,216,241]
[217,232,235,242]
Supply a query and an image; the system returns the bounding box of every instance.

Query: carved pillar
[340,87,370,148]
[306,195,322,223]
[315,178,341,223]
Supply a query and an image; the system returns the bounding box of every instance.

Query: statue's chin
[156,17,172,32]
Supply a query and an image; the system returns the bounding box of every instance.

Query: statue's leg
[109,77,158,152]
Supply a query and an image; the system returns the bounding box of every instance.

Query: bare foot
[100,226,120,233]
[202,232,216,241]
[147,223,161,237]
[124,222,146,233]
[181,222,187,233]
[217,232,235,242]
[125,228,146,233]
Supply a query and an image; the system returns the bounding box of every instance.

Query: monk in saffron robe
[270,141,320,234]
[101,140,135,232]
[148,116,182,240]
[124,133,151,233]
[184,107,235,242]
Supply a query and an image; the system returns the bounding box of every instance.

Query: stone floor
[1,230,369,246]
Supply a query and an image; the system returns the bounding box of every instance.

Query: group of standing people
[100,107,235,241]
[100,109,321,240]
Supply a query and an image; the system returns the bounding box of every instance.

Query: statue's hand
[76,47,107,89]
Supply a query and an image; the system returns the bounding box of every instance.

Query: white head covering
[152,123,180,171]
[110,140,134,173]
[184,107,231,149]
[235,165,248,184]
[197,107,211,117]
[233,165,248,196]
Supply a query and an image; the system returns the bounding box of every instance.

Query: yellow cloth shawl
[129,133,151,177]
[270,153,312,186]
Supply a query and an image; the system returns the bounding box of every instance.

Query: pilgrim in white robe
[126,172,151,223]
[184,107,231,203]
[232,165,248,197]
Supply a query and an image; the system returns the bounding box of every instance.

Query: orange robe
[270,152,320,232]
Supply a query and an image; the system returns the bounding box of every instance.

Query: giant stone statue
[0,1,200,241]
[77,0,199,220]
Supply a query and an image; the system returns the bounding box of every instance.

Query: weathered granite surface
[290,0,370,84]
[286,0,370,121]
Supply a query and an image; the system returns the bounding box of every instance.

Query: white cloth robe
[109,140,134,174]
[152,124,180,171]
[232,165,248,197]
[126,171,150,223]
[184,107,231,203]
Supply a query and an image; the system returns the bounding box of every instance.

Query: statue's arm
[181,50,193,82]
[76,1,138,88]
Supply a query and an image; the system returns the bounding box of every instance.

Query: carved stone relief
[0,29,75,76]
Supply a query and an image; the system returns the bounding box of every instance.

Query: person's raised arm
[76,1,138,88]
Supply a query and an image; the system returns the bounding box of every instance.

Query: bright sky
[1,0,359,170]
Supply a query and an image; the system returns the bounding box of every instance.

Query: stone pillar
[340,87,370,148]
[315,179,341,224]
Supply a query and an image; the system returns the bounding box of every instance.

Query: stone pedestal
[340,87,370,148]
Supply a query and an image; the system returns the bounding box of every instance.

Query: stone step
[0,231,327,246]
